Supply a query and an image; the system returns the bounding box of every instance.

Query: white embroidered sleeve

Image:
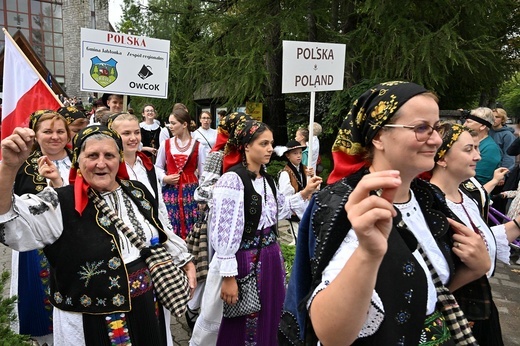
[210,172,245,277]
[154,142,167,184]
[194,151,223,205]
[306,230,385,338]
[0,187,63,251]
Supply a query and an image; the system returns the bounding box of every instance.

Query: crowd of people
[0,84,519,346]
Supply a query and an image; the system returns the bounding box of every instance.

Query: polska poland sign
[80,28,170,98]
[282,41,346,93]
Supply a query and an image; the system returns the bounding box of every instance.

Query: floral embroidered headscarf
[328,81,428,183]
[211,112,252,172]
[434,122,470,162]
[29,109,61,130]
[212,112,252,152]
[57,106,86,125]
[222,119,269,173]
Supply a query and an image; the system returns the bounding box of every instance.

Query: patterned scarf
[435,122,470,162]
[328,81,428,183]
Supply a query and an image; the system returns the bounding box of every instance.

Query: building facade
[1,0,110,99]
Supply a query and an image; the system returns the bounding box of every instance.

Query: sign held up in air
[282,41,346,94]
[80,28,171,99]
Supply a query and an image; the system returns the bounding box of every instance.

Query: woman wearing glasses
[280,81,489,345]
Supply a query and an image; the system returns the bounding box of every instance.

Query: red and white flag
[1,29,62,148]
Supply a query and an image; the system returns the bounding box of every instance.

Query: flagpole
[2,28,64,106]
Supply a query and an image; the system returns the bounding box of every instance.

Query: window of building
[1,0,65,81]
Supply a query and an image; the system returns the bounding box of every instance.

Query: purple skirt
[217,228,285,345]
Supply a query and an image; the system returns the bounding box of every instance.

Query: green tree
[119,0,519,144]
[0,272,30,345]
[499,72,520,118]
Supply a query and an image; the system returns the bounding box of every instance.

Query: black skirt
[82,258,168,345]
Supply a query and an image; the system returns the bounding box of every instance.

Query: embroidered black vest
[228,164,278,241]
[430,183,494,321]
[14,149,73,194]
[44,180,167,314]
[279,169,456,346]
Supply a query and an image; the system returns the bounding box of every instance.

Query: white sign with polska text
[282,40,346,93]
[80,28,170,98]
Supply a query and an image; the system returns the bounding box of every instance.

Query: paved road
[1,223,519,345]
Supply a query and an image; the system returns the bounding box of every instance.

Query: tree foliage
[118,0,519,143]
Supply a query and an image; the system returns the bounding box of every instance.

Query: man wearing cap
[464,107,502,184]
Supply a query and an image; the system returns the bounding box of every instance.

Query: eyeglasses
[383,123,441,142]
[144,109,155,113]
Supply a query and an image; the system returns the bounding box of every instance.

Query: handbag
[222,240,262,318]
[418,246,478,345]
[90,191,190,317]
[185,203,209,282]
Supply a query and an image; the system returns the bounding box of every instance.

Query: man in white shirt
[192,111,217,175]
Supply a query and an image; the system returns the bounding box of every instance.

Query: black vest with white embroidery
[44,180,167,314]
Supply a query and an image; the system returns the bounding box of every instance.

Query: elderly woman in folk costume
[0,125,195,345]
[191,120,321,346]
[429,122,520,345]
[274,140,315,243]
[279,81,490,345]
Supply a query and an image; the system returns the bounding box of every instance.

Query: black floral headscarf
[435,122,470,162]
[57,106,86,125]
[29,109,61,130]
[212,112,252,153]
[328,81,429,183]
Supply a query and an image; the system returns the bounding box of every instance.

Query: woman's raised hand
[345,171,401,258]
[38,156,63,187]
[0,127,35,169]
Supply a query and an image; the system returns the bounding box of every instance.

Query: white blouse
[209,172,307,277]
[446,190,510,267]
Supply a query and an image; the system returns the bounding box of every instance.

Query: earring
[242,153,248,168]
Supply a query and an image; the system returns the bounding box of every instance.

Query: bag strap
[417,245,478,345]
[196,129,212,149]
[88,189,147,251]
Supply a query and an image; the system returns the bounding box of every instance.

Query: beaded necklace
[174,136,192,152]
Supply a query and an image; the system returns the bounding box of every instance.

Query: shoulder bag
[90,191,190,317]
[222,240,262,318]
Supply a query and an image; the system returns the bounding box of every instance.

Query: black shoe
[185,306,199,330]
